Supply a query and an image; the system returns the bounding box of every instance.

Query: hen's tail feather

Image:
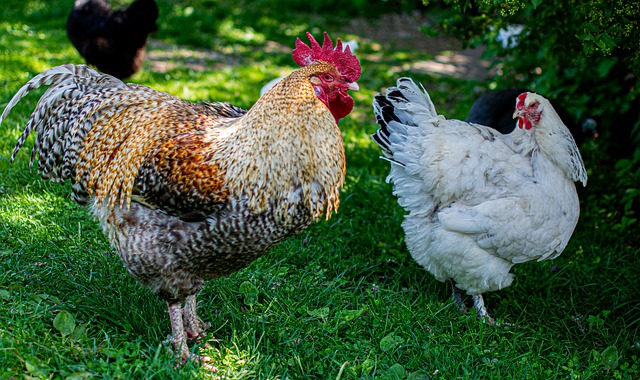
[371,77,437,166]
[371,94,397,153]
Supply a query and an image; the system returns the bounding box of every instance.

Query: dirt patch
[146,40,240,73]
[146,12,493,81]
[344,11,493,81]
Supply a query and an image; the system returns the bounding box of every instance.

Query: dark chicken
[67,0,159,79]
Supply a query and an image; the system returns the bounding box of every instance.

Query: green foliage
[612,149,640,231]
[422,0,640,114]
[235,0,420,19]
[422,0,640,240]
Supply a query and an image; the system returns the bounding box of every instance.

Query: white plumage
[372,77,587,322]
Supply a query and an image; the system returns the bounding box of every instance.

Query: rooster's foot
[183,295,211,341]
[167,300,216,368]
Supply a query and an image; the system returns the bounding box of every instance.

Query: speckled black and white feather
[6,65,126,185]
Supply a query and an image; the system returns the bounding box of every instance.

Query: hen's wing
[373,78,532,207]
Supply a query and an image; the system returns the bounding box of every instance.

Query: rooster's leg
[168,302,190,362]
[450,279,468,313]
[182,295,210,341]
[168,301,217,370]
[471,294,495,325]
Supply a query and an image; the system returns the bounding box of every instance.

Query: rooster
[372,78,587,322]
[0,32,360,363]
[67,0,159,79]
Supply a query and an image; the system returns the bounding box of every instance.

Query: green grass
[1,0,639,379]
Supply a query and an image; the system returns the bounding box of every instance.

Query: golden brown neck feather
[212,62,346,221]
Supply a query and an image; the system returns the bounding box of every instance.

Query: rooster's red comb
[292,32,361,83]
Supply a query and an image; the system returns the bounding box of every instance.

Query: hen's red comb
[292,32,361,83]
[516,93,527,109]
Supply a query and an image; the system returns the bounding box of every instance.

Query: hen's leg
[450,280,468,313]
[168,302,190,362]
[182,295,210,340]
[471,294,495,325]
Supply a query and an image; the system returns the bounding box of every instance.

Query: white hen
[371,77,587,322]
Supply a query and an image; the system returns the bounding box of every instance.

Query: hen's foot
[450,280,468,314]
[449,282,496,325]
[471,294,495,325]
[167,301,216,369]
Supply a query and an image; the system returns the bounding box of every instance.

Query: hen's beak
[512,110,520,119]
[348,82,360,91]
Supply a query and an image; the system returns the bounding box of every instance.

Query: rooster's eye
[324,74,334,82]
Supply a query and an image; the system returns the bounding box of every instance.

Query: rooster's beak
[512,110,520,119]
[348,82,359,91]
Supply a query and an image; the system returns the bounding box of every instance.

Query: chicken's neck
[213,80,346,223]
[514,104,587,186]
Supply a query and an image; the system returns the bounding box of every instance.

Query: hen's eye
[324,74,334,82]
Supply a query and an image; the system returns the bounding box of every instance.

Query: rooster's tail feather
[1,64,125,183]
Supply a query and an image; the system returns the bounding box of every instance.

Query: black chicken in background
[466,88,598,146]
[67,0,159,79]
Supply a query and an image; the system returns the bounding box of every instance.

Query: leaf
[531,0,543,9]
[239,281,258,307]
[596,58,618,78]
[0,289,10,301]
[71,323,89,341]
[307,306,330,319]
[100,347,121,359]
[407,370,429,380]
[600,345,619,370]
[595,33,616,53]
[587,314,604,327]
[24,355,49,378]
[339,309,364,323]
[53,310,76,337]
[386,363,406,379]
[380,332,404,352]
[599,33,617,50]
[334,308,366,330]
[360,358,375,375]
[66,371,95,380]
